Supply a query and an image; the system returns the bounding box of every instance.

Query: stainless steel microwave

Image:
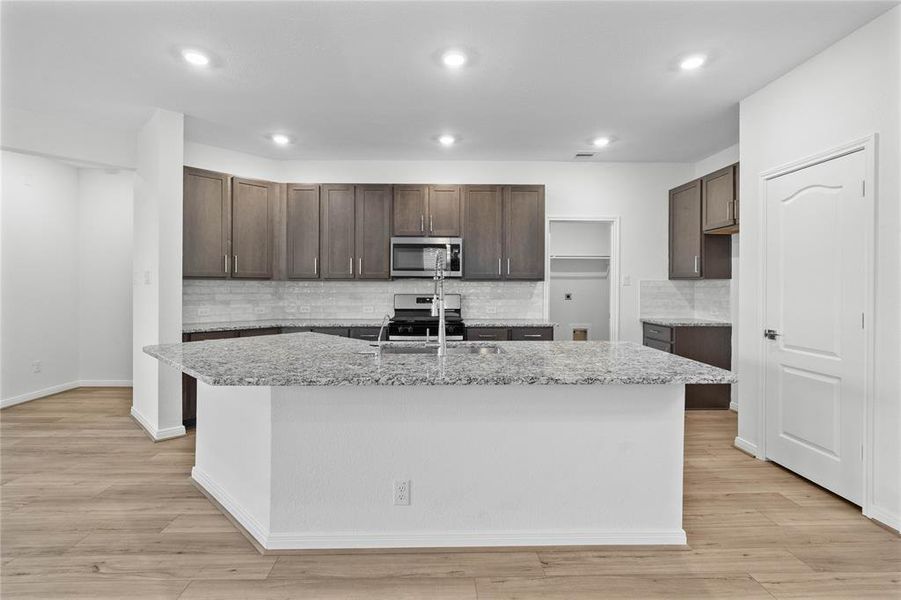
[390,237,462,278]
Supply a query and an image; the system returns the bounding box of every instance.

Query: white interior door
[764,150,867,505]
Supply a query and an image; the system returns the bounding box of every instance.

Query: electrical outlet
[32,360,41,373]
[486,305,497,314]
[299,306,311,313]
[144,270,152,285]
[362,306,374,314]
[198,308,211,316]
[623,275,632,286]
[393,480,411,506]
[253,306,266,314]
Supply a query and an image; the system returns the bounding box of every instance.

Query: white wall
[738,7,900,529]
[131,109,185,440]
[1,152,80,404]
[77,169,134,384]
[186,142,693,343]
[1,152,136,407]
[693,143,739,178]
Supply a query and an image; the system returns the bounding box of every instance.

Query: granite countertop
[641,317,732,328]
[465,319,556,328]
[185,319,556,334]
[145,333,736,387]
[183,319,386,334]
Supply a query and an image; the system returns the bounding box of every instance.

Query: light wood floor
[1,387,898,599]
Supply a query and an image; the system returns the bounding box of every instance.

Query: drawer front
[466,327,510,341]
[349,327,381,341]
[239,327,281,337]
[643,323,673,343]
[510,327,554,341]
[311,327,350,337]
[644,338,673,353]
[188,330,239,342]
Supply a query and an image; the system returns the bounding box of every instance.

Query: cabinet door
[428,185,462,236]
[183,167,230,278]
[702,165,737,232]
[286,183,320,279]
[504,185,545,280]
[669,179,703,279]
[510,327,553,341]
[320,184,356,279]
[466,327,510,341]
[355,185,392,279]
[393,185,428,236]
[311,327,350,337]
[231,177,274,279]
[349,327,381,341]
[463,185,503,280]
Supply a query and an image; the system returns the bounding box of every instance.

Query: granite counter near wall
[183,279,545,325]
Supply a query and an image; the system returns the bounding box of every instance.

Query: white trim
[130,406,186,441]
[729,401,738,412]
[734,436,760,458]
[757,134,878,509]
[194,466,685,550]
[192,467,270,544]
[545,216,621,341]
[864,505,900,533]
[1,381,80,409]
[1,380,135,410]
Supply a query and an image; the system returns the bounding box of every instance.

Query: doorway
[546,218,619,341]
[762,146,872,506]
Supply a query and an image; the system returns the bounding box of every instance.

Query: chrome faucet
[376,312,391,350]
[431,249,448,356]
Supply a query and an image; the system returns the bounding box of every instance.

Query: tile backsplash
[184,279,545,324]
[639,280,731,321]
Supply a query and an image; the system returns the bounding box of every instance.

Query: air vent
[574,152,595,159]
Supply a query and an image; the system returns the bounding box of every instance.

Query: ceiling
[2,1,897,162]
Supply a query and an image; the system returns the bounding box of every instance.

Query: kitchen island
[145,333,735,552]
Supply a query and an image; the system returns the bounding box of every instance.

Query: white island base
[192,382,687,551]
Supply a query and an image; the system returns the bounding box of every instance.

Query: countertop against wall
[185,318,556,334]
[641,317,732,328]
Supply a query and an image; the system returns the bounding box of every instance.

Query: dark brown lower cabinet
[349,327,381,341]
[466,326,554,341]
[181,330,239,427]
[642,322,732,409]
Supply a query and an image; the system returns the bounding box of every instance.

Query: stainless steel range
[387,293,464,341]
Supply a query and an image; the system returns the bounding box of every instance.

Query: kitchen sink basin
[364,345,503,356]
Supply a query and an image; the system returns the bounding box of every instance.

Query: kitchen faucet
[376,312,391,350]
[431,249,448,356]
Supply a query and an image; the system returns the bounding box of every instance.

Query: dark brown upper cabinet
[354,184,392,279]
[183,167,231,278]
[463,185,504,280]
[427,185,462,236]
[320,184,356,279]
[285,183,320,279]
[231,177,276,279]
[702,164,739,234]
[669,179,731,280]
[393,185,428,236]
[504,185,545,280]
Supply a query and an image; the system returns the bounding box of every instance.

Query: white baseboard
[865,504,900,533]
[193,467,687,551]
[1,381,80,408]
[130,406,186,442]
[729,400,738,412]
[1,380,134,409]
[734,436,759,457]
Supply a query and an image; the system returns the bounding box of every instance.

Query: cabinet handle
[478,334,495,339]
[693,256,700,274]
[523,334,542,338]
[224,254,229,273]
[498,258,502,275]
[349,257,353,274]
[430,215,433,233]
[649,328,660,334]
[314,257,318,275]
[421,214,425,232]
[507,258,511,275]
[358,257,362,275]
[234,255,238,274]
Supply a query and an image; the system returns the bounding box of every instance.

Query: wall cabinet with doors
[702,163,739,234]
[669,178,731,280]
[392,185,461,237]
[462,185,545,281]
[354,185,393,279]
[183,167,277,279]
[285,183,320,279]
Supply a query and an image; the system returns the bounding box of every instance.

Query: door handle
[430,215,433,233]
[234,255,238,274]
[421,214,424,232]
[498,258,501,275]
[349,257,353,274]
[224,254,229,274]
[764,329,781,340]
[693,256,700,274]
[358,257,362,275]
[314,257,318,275]
[507,258,511,275]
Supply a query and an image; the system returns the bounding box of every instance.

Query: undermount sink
[365,345,503,356]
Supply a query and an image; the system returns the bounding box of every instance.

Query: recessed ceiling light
[679,54,706,71]
[271,133,291,146]
[441,50,468,68]
[181,49,210,67]
[438,134,456,146]
[592,136,611,148]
